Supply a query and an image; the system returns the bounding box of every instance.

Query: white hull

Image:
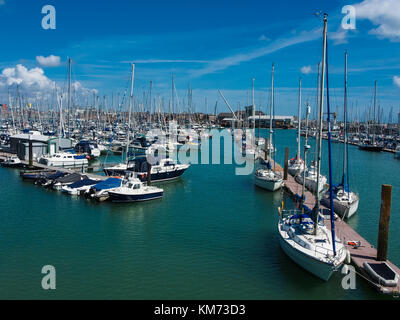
[254,175,283,191]
[321,195,359,219]
[278,232,336,281]
[278,221,345,281]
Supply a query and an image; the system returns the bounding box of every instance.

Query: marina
[1,0,400,303]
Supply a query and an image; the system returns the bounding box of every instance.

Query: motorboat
[39,152,88,168]
[108,173,164,202]
[61,178,100,195]
[1,155,23,168]
[104,156,189,182]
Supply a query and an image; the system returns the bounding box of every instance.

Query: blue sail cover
[92,178,121,191]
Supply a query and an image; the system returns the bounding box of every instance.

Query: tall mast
[269,64,274,159]
[297,77,302,159]
[126,63,135,160]
[343,51,348,188]
[68,58,71,135]
[252,78,255,131]
[314,13,328,235]
[373,80,377,144]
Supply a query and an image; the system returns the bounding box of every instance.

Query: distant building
[9,133,73,161]
[247,115,295,128]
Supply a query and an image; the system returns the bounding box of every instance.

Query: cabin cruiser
[74,140,101,159]
[1,155,22,168]
[39,152,88,168]
[358,139,383,152]
[103,156,190,182]
[86,177,122,202]
[108,173,164,202]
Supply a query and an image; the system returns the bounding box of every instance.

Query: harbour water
[0,129,399,299]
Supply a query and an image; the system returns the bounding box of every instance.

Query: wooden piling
[28,140,33,168]
[377,184,392,261]
[283,147,289,180]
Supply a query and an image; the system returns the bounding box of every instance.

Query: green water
[0,129,399,299]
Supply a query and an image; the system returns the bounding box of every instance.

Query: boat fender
[346,250,351,264]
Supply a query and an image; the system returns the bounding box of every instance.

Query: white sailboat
[321,51,359,219]
[278,14,347,281]
[254,64,283,191]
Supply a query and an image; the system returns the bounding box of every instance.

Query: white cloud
[394,76,400,88]
[0,64,97,100]
[36,55,61,67]
[300,65,312,74]
[354,0,400,42]
[0,64,54,91]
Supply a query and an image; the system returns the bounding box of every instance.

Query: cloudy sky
[0,0,400,121]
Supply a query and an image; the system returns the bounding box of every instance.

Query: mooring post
[28,139,33,168]
[377,184,392,261]
[284,147,289,180]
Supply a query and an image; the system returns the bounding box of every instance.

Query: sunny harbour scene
[0,0,400,301]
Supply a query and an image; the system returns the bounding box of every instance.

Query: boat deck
[270,157,400,297]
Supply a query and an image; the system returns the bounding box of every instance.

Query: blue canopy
[92,178,121,191]
[67,178,99,189]
[48,171,66,180]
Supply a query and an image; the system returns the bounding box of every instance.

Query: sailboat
[321,51,359,219]
[254,64,283,191]
[358,81,383,152]
[288,78,305,176]
[278,14,347,281]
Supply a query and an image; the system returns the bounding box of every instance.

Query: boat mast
[269,63,274,160]
[301,103,311,210]
[68,58,71,136]
[126,63,135,161]
[297,77,302,160]
[342,51,348,189]
[373,80,377,145]
[314,13,328,235]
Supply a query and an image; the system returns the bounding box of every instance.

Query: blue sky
[0,0,400,121]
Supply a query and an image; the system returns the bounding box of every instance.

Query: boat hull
[108,191,163,203]
[254,175,283,191]
[278,229,335,281]
[321,196,359,219]
[103,167,187,182]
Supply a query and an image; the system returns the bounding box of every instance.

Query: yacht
[254,160,283,191]
[39,152,88,168]
[104,156,189,182]
[1,155,22,168]
[278,210,347,281]
[278,14,347,281]
[108,173,164,202]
